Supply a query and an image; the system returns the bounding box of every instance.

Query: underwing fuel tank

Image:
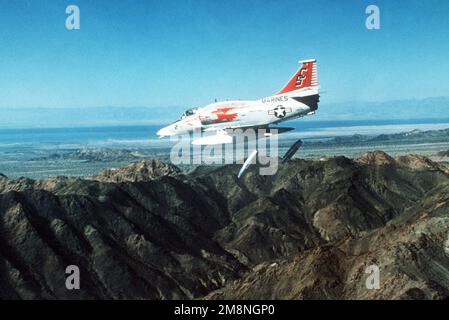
[282,139,303,163]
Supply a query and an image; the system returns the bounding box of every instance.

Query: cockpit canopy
[180,107,199,119]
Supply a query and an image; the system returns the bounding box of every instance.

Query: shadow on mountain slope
[0,153,448,299]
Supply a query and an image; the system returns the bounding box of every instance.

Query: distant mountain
[301,127,449,147]
[1,153,449,299]
[1,96,449,128]
[437,150,449,157]
[0,106,186,129]
[26,128,449,163]
[310,96,449,121]
[30,148,154,162]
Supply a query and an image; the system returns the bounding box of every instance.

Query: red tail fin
[276,59,318,95]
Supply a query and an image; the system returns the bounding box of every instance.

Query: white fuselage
[157,87,318,137]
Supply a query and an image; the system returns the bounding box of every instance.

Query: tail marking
[276,59,318,95]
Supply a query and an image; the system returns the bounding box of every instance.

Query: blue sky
[1,0,449,109]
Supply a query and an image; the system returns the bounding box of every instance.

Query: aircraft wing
[192,126,295,145]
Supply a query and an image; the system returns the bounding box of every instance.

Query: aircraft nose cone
[157,126,173,137]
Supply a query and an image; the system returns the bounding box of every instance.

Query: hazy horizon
[1,95,449,129]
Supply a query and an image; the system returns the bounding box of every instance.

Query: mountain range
[1,152,449,299]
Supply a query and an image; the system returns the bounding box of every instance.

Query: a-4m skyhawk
[157,59,320,147]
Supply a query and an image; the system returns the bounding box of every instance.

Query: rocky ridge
[0,152,448,299]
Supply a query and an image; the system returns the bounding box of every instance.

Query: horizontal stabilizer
[267,127,295,134]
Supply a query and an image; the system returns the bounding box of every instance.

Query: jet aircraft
[157,59,320,146]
